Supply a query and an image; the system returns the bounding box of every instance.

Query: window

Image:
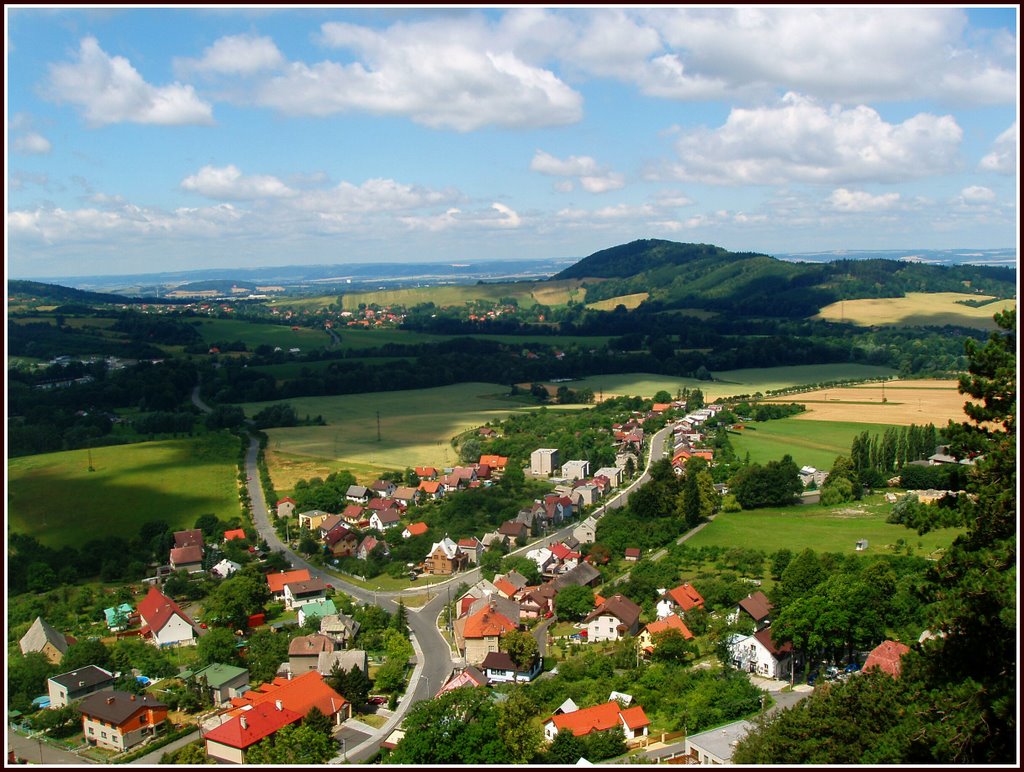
[88,728,94,735]
[140,714,148,724]
[101,732,107,739]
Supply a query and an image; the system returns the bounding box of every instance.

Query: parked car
[368,695,388,705]
[843,662,861,673]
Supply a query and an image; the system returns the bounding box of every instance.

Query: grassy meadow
[7,433,241,549]
[814,292,1016,329]
[685,494,962,558]
[247,382,587,490]
[193,317,334,350]
[566,363,897,402]
[586,292,649,311]
[728,418,876,470]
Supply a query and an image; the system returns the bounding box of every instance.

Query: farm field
[586,292,649,311]
[247,382,587,491]
[336,278,590,311]
[685,494,963,558]
[761,379,972,426]
[565,364,897,402]
[728,419,881,471]
[7,433,241,549]
[194,317,334,350]
[813,292,1016,330]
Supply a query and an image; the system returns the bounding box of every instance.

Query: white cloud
[959,186,996,204]
[181,165,295,200]
[46,37,213,126]
[829,188,901,212]
[175,34,285,76]
[665,93,962,185]
[7,203,242,244]
[13,132,52,155]
[251,19,582,131]
[531,150,624,193]
[491,202,521,228]
[554,180,574,193]
[979,122,1017,174]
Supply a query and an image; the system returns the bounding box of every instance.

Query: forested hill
[553,239,1017,317]
[7,280,180,308]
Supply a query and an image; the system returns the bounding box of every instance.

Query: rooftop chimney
[129,694,136,701]
[106,697,115,704]
[240,716,247,730]
[275,700,283,711]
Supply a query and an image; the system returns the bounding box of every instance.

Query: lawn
[247,382,587,490]
[685,495,962,558]
[728,418,883,470]
[566,364,897,403]
[7,433,241,549]
[813,292,1016,330]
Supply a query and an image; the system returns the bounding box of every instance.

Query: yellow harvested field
[586,293,649,311]
[761,379,978,426]
[814,292,1016,329]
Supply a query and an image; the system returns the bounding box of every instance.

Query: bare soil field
[761,379,975,426]
[813,292,1016,330]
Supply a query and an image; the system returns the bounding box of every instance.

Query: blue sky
[6,5,1018,278]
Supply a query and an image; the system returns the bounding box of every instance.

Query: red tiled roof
[415,467,438,478]
[173,529,203,548]
[324,525,356,547]
[493,578,517,598]
[419,481,444,494]
[288,634,335,657]
[667,583,705,612]
[547,701,649,737]
[276,497,296,505]
[583,594,642,629]
[753,627,794,658]
[624,548,641,558]
[137,586,197,636]
[266,569,312,594]
[737,591,772,622]
[225,671,346,719]
[341,504,364,521]
[463,607,517,639]
[479,455,508,469]
[863,640,910,678]
[169,545,203,565]
[404,522,429,536]
[203,701,302,750]
[223,529,247,541]
[643,614,694,640]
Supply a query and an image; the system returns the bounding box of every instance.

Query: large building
[78,692,168,751]
[530,448,560,476]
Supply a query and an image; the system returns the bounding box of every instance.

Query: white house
[283,578,328,610]
[582,595,642,643]
[210,559,241,579]
[525,547,556,574]
[137,586,201,648]
[685,719,756,765]
[368,509,401,531]
[530,448,560,476]
[727,628,794,680]
[561,460,590,481]
[572,516,599,545]
[593,467,622,487]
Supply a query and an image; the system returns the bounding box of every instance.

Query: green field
[686,495,962,557]
[7,434,241,549]
[728,418,880,470]
[568,364,897,402]
[194,318,334,350]
[247,382,586,490]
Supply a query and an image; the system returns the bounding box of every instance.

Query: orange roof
[137,586,198,636]
[404,522,429,536]
[548,701,650,737]
[644,614,694,640]
[462,606,517,639]
[478,455,508,468]
[493,578,517,598]
[667,583,704,612]
[652,403,671,413]
[266,569,312,594]
[863,640,911,678]
[419,481,443,494]
[203,701,302,749]
[223,529,246,541]
[225,671,346,719]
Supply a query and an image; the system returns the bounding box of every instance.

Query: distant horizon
[7,7,1016,278]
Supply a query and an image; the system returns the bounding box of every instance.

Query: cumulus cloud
[181,165,295,200]
[491,202,521,228]
[46,37,213,126]
[531,150,624,193]
[13,132,52,155]
[665,93,962,185]
[175,33,285,76]
[829,188,901,212]
[979,122,1017,174]
[251,19,581,131]
[959,186,996,204]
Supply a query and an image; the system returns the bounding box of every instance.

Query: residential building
[266,569,312,599]
[203,701,302,764]
[543,700,650,743]
[223,528,247,543]
[296,599,337,627]
[594,467,622,487]
[103,604,134,632]
[863,640,911,678]
[731,591,773,630]
[288,634,337,674]
[572,516,599,545]
[402,522,429,539]
[424,537,467,575]
[357,535,390,561]
[47,666,116,709]
[182,664,250,706]
[324,523,359,557]
[297,510,334,531]
[172,529,203,549]
[368,508,401,532]
[137,586,201,647]
[657,583,706,619]
[530,448,560,476]
[582,594,642,642]
[435,666,488,698]
[460,603,518,666]
[561,460,590,481]
[223,671,348,725]
[684,719,755,764]
[283,578,328,610]
[316,650,369,678]
[79,692,168,752]
[275,498,296,519]
[169,544,204,573]
[211,559,241,579]
[638,615,694,656]
[480,651,542,683]
[727,628,794,680]
[457,537,483,565]
[319,613,360,648]
[346,485,370,503]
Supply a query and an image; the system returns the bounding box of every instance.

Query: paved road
[6,730,95,766]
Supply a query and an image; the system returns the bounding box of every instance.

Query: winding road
[192,385,672,761]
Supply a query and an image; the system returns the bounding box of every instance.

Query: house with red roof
[863,640,910,678]
[457,536,483,565]
[224,671,348,724]
[324,524,359,557]
[458,602,519,666]
[169,545,204,573]
[624,547,642,562]
[479,454,508,472]
[657,583,706,618]
[727,628,794,680]
[276,497,296,519]
[223,528,247,542]
[137,586,200,648]
[173,529,203,549]
[402,522,429,539]
[204,701,302,764]
[583,594,642,643]
[418,480,446,500]
[638,614,694,656]
[543,700,650,742]
[435,666,488,698]
[414,466,438,480]
[368,508,401,532]
[339,505,365,525]
[79,691,168,751]
[730,590,773,630]
[266,569,312,598]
